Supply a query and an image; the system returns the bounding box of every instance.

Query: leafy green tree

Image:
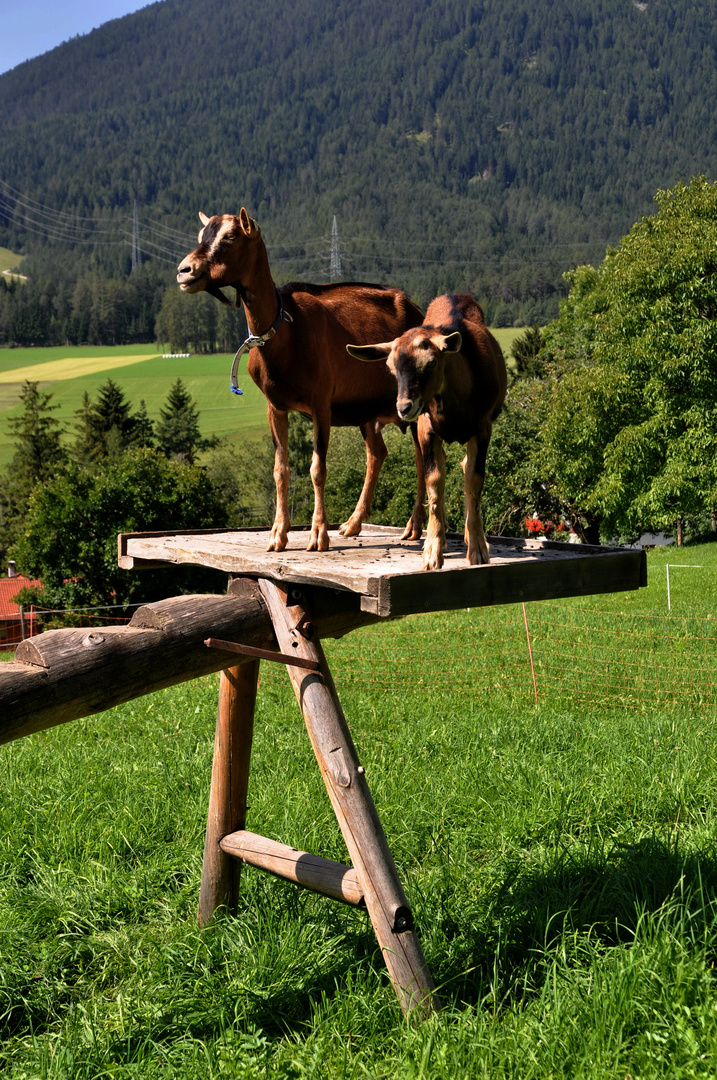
[155,378,218,464]
[541,176,717,541]
[13,448,228,612]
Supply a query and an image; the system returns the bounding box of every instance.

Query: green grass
[0,333,523,470]
[2,542,717,1076]
[0,348,271,469]
[0,247,24,277]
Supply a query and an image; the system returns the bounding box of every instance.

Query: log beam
[0,584,274,745]
[220,829,364,907]
[198,661,259,925]
[258,578,439,1017]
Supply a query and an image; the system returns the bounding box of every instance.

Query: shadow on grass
[433,833,717,1009]
[7,837,717,1051]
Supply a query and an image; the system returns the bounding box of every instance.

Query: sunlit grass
[2,540,717,1075]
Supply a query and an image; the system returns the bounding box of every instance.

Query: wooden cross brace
[198,577,438,1017]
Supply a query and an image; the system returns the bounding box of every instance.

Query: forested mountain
[1,0,717,336]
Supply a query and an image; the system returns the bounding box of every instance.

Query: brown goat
[347,294,507,570]
[177,210,425,551]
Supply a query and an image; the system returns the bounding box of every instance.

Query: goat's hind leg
[463,434,490,565]
[339,421,387,537]
[267,405,290,552]
[307,415,331,551]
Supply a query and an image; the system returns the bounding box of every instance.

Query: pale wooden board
[118,526,647,618]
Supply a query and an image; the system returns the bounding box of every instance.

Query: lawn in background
[0,347,270,469]
[0,331,524,471]
[0,247,25,278]
[1,540,717,1076]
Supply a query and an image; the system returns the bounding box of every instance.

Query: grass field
[0,347,272,469]
[0,331,523,471]
[1,540,717,1077]
[0,246,25,279]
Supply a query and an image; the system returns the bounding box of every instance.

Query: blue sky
[0,0,155,75]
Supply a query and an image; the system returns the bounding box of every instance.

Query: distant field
[0,346,270,469]
[0,246,25,281]
[0,331,523,469]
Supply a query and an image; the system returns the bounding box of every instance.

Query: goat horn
[198,212,210,226]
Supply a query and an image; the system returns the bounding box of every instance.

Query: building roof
[0,575,42,618]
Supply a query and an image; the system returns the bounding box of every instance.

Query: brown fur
[347,293,507,570]
[177,210,425,551]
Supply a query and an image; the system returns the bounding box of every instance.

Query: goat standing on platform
[177,210,425,552]
[347,294,507,570]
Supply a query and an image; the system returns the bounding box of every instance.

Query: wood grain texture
[0,584,275,745]
[219,830,364,906]
[198,661,259,925]
[120,526,647,617]
[259,578,438,1017]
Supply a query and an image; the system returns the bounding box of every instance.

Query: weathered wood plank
[119,527,647,617]
[259,578,438,1017]
[220,830,364,906]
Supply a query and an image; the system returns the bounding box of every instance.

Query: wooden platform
[118,525,647,617]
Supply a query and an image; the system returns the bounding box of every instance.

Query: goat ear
[198,212,211,226]
[239,208,257,235]
[440,331,462,354]
[346,342,393,362]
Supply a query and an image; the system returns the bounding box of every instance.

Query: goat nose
[397,400,413,420]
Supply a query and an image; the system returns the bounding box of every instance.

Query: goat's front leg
[400,422,426,541]
[267,405,290,552]
[463,433,490,564]
[308,415,330,551]
[420,423,446,570]
[340,421,387,537]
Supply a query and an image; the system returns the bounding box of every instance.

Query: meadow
[0,331,522,472]
[1,539,717,1077]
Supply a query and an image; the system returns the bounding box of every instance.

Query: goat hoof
[339,517,362,537]
[267,527,288,552]
[422,542,444,570]
[401,523,423,541]
[307,528,330,552]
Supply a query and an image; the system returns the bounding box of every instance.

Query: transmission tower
[131,198,141,270]
[330,215,342,281]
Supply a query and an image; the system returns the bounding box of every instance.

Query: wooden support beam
[220,830,364,907]
[199,661,259,926]
[0,585,274,746]
[204,637,321,672]
[258,578,439,1018]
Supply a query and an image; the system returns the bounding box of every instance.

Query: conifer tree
[0,380,66,564]
[155,378,217,464]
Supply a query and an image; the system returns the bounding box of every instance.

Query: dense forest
[1,0,717,344]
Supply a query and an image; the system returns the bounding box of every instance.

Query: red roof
[0,575,42,618]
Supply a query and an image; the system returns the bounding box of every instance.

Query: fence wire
[15,600,717,709]
[306,604,717,710]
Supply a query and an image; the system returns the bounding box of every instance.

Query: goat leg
[340,422,388,537]
[463,435,490,565]
[307,416,330,551]
[267,405,290,552]
[421,430,446,571]
[400,422,426,541]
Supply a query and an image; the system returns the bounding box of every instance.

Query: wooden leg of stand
[259,579,439,1017]
[198,659,259,926]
